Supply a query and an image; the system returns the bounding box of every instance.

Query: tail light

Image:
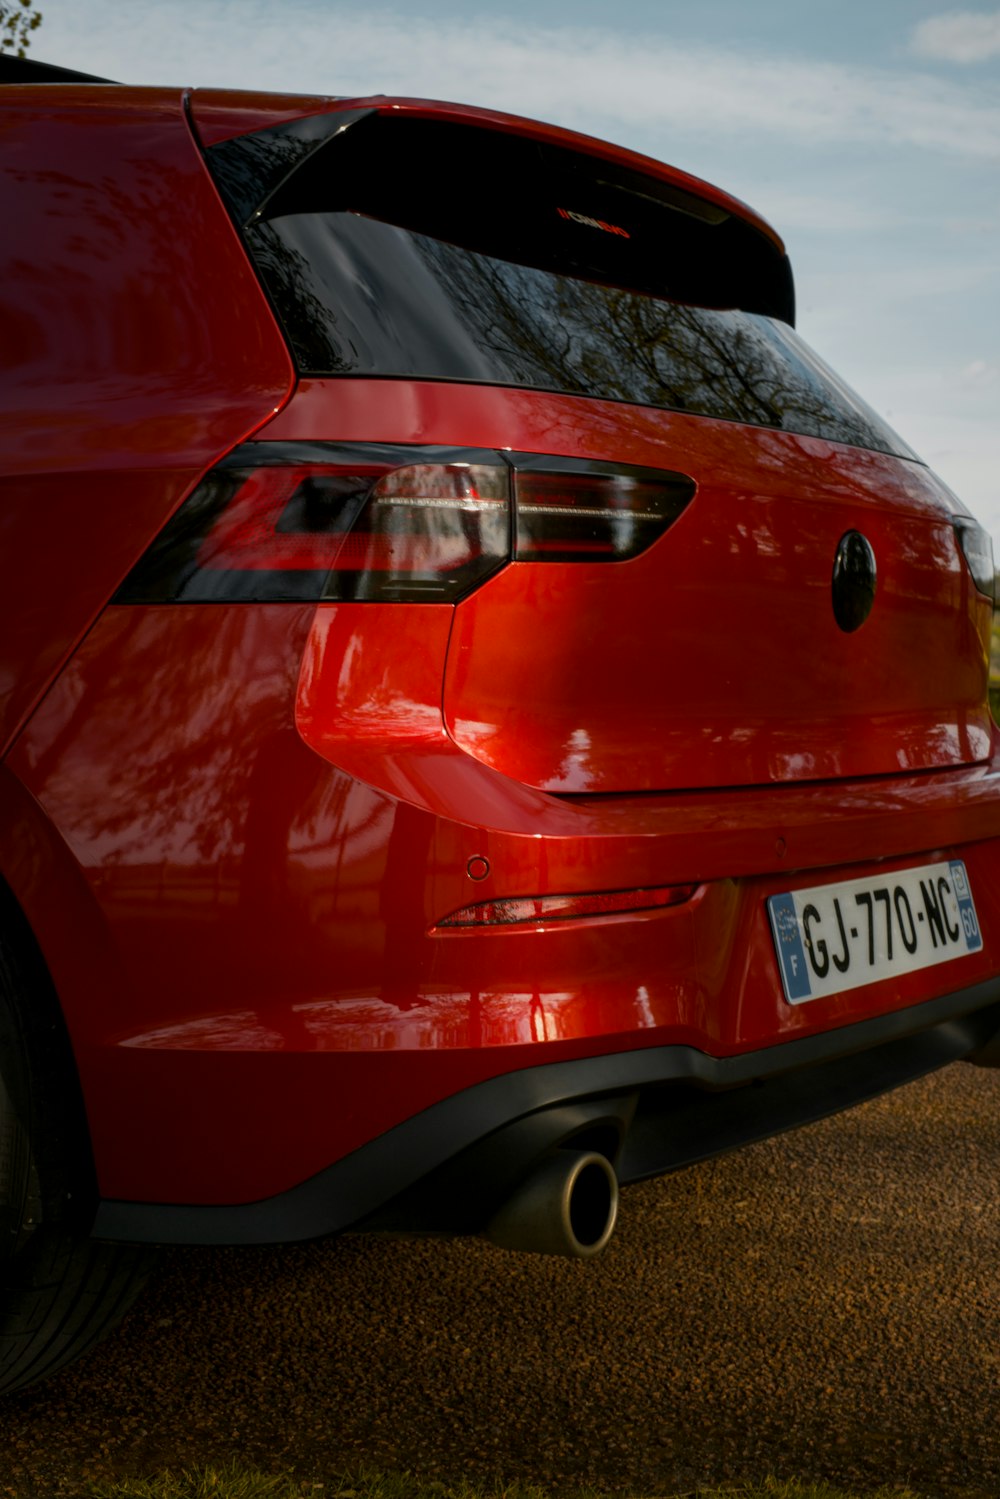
[956,520,995,603]
[115,444,695,604]
[954,519,998,729]
[435,883,698,929]
[514,458,693,562]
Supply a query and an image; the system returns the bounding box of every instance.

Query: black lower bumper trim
[93,977,1000,1246]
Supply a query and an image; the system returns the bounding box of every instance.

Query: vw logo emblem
[832,531,877,632]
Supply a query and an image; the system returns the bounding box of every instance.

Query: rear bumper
[7,601,1000,1218]
[93,974,1000,1245]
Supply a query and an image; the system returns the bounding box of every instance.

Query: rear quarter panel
[0,85,293,754]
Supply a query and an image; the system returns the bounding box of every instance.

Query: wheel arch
[0,762,125,1222]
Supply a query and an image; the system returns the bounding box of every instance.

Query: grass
[83,1461,928,1499]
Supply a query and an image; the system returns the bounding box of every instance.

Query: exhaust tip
[485,1150,618,1259]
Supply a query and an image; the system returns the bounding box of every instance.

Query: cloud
[960,358,1000,385]
[739,189,902,236]
[911,10,1000,64]
[42,0,1000,160]
[907,421,1000,537]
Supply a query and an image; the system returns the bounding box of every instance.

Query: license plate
[768,859,982,1005]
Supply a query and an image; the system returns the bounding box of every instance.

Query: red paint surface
[188,88,339,146]
[6,589,1000,1204]
[267,380,993,791]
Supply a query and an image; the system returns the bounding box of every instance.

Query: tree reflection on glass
[250,211,908,458]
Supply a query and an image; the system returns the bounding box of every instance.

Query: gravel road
[2,1063,999,1498]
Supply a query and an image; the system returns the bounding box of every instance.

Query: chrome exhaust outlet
[485,1150,618,1258]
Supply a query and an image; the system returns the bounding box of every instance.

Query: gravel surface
[2,1064,999,1498]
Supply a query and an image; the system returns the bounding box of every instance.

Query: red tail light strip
[435,883,698,929]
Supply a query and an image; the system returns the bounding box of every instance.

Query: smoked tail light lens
[114,444,695,605]
[115,446,510,604]
[514,458,694,562]
[435,884,698,929]
[953,521,999,729]
[956,520,995,603]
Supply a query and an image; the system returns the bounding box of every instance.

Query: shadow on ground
[2,1066,999,1497]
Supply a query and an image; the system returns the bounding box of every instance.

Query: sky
[33,0,1000,546]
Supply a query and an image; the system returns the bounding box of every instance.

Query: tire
[0,889,155,1395]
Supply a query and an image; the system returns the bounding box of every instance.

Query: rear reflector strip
[435,884,698,929]
[115,443,695,606]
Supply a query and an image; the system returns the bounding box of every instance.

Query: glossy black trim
[205,109,375,227]
[92,977,1000,1246]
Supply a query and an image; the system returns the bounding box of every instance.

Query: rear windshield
[220,115,913,459]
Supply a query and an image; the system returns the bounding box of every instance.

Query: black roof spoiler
[0,55,118,84]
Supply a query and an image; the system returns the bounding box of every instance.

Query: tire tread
[0,1236,152,1393]
[0,887,155,1395]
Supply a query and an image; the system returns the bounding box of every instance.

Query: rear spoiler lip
[190,87,786,257]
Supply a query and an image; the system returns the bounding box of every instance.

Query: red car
[2,54,999,1392]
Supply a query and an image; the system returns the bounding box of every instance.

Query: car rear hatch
[441,421,992,793]
[195,98,995,794]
